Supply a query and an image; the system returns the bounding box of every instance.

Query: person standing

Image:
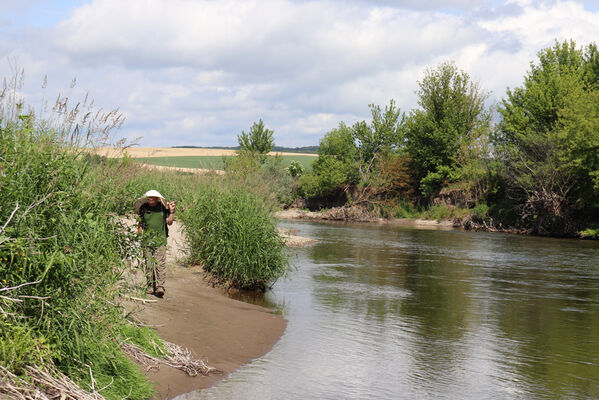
[134,190,175,298]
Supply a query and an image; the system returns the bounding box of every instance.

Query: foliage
[224,152,296,207]
[495,40,599,235]
[353,100,404,176]
[237,119,275,157]
[0,323,51,374]
[404,61,491,199]
[286,160,305,177]
[119,324,169,359]
[318,122,358,163]
[0,124,154,398]
[299,102,404,202]
[299,157,350,199]
[419,165,463,198]
[377,153,417,201]
[180,181,288,291]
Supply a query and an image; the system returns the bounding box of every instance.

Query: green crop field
[133,155,316,170]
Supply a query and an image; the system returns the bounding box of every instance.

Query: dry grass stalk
[0,364,107,400]
[121,341,219,377]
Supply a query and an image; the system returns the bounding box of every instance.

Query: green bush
[286,160,305,178]
[299,157,349,199]
[180,182,287,290]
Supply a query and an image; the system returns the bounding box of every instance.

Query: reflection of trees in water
[309,227,478,387]
[306,223,599,398]
[489,267,599,399]
[398,251,476,387]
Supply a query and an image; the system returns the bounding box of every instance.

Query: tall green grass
[0,77,158,398]
[180,182,288,290]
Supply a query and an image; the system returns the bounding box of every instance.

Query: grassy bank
[0,123,156,399]
[1,116,288,396]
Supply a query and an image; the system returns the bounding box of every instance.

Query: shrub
[180,182,287,291]
[286,160,305,177]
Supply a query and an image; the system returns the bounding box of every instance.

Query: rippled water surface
[178,221,599,400]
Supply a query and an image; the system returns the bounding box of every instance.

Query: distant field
[93,147,317,158]
[133,155,316,171]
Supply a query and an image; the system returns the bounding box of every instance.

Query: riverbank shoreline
[125,221,288,399]
[128,265,287,400]
[275,208,457,229]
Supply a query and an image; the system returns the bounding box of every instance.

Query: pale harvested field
[93,147,317,158]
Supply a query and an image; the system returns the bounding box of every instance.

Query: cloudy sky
[1,0,598,147]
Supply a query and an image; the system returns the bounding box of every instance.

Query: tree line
[288,40,598,237]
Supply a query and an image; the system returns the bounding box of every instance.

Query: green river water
[178,220,599,400]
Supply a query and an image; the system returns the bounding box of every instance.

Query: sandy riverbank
[126,221,289,399]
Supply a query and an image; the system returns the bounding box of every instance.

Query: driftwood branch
[121,340,220,377]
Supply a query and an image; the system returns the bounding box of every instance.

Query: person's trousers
[144,245,166,290]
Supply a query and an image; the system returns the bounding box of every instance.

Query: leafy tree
[237,119,274,155]
[315,122,359,184]
[299,101,404,201]
[299,157,349,199]
[495,40,599,235]
[299,124,358,199]
[404,61,491,198]
[353,100,404,176]
[318,122,357,163]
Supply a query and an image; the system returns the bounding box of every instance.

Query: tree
[237,119,274,155]
[298,123,358,199]
[315,122,359,184]
[353,100,404,176]
[404,61,491,198]
[495,40,599,235]
[299,101,405,201]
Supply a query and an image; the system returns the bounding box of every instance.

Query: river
[177,220,599,400]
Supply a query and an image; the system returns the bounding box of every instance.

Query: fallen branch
[121,340,220,377]
[0,363,107,400]
[129,296,157,304]
[1,202,19,234]
[0,278,43,293]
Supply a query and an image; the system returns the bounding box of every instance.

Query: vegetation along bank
[0,81,289,397]
[237,40,599,239]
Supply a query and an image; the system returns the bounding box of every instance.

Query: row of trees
[296,40,599,236]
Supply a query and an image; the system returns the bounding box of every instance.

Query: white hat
[134,190,168,214]
[144,190,165,199]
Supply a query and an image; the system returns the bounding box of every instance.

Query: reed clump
[180,181,288,291]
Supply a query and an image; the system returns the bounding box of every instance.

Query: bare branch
[1,202,19,233]
[0,278,43,293]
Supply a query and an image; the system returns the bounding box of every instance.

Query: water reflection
[180,221,599,400]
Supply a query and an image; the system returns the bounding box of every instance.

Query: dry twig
[121,340,219,377]
[0,364,107,400]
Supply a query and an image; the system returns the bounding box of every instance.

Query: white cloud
[0,0,597,146]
